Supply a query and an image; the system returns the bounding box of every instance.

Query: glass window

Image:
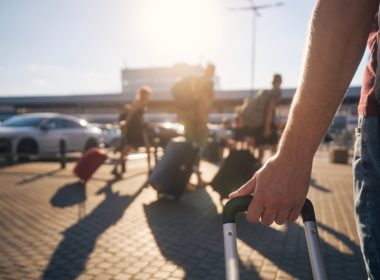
[61,119,83,129]
[2,116,44,127]
[46,118,64,129]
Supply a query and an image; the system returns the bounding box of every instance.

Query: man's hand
[229,154,312,225]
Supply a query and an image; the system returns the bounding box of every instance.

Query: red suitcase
[73,148,107,183]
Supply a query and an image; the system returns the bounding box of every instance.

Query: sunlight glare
[141,0,221,61]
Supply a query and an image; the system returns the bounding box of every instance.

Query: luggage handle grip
[223,195,327,280]
[222,195,315,224]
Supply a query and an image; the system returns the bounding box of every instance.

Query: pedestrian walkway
[0,148,366,280]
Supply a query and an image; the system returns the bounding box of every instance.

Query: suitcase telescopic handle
[223,195,327,280]
[222,195,315,224]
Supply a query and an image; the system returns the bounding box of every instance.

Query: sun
[139,0,221,61]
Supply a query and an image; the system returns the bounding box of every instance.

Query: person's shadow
[143,188,261,279]
[233,214,366,279]
[50,181,87,219]
[42,179,146,280]
[145,189,366,280]
[310,178,331,193]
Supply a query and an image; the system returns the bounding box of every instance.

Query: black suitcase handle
[222,195,327,280]
[223,195,315,224]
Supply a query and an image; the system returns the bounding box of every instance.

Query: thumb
[228,175,257,199]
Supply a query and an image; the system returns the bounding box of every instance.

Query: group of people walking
[110,63,284,191]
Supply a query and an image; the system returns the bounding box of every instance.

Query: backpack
[240,90,270,128]
[171,76,197,110]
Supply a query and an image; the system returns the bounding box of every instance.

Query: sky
[0,0,369,97]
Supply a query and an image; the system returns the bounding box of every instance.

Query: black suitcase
[223,196,327,280]
[205,140,223,163]
[149,137,198,200]
[210,150,261,199]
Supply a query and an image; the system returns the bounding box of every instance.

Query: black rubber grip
[223,195,253,224]
[300,198,315,223]
[223,195,315,224]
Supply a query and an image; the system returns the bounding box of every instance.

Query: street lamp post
[230,0,283,97]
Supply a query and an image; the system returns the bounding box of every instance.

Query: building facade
[0,64,360,123]
[0,86,360,123]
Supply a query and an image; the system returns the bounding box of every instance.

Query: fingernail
[228,191,236,198]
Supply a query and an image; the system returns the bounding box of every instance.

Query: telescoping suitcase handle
[223,195,327,280]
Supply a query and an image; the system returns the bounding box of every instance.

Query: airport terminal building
[0,64,361,123]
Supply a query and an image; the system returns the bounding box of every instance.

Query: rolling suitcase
[211,150,261,199]
[148,137,198,200]
[223,195,327,280]
[73,147,107,183]
[205,140,223,163]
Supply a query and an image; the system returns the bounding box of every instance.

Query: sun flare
[140,0,221,61]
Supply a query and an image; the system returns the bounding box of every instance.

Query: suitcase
[73,148,107,183]
[223,196,327,280]
[148,137,198,200]
[210,150,261,199]
[205,140,223,163]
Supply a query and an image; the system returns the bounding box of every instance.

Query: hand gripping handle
[222,195,315,224]
[222,195,326,280]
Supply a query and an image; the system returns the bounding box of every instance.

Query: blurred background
[0,0,362,160]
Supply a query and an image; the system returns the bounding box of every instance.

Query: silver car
[0,113,102,163]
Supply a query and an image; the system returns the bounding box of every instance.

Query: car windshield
[2,116,44,127]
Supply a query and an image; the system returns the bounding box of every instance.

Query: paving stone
[0,150,367,279]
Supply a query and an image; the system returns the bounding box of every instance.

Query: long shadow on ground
[145,188,366,280]
[50,181,86,208]
[42,179,146,280]
[144,188,260,280]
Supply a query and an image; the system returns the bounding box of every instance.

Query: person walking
[191,63,215,187]
[229,1,380,279]
[256,74,282,163]
[111,86,152,177]
[237,74,282,163]
[173,63,216,188]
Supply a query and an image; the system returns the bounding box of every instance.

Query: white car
[0,113,103,163]
[95,124,121,148]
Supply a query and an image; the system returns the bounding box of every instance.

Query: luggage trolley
[223,195,327,280]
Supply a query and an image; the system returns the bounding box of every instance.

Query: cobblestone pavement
[0,149,366,280]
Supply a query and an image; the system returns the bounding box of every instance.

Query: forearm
[278,0,376,161]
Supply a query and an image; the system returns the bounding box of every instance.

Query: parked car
[0,113,103,163]
[94,124,121,149]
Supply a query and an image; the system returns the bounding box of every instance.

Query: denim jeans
[353,116,380,279]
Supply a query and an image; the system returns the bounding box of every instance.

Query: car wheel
[17,139,38,161]
[84,138,98,152]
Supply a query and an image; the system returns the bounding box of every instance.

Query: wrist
[276,129,316,165]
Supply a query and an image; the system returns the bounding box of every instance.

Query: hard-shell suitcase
[73,148,107,183]
[205,140,223,163]
[223,196,327,280]
[211,150,261,199]
[148,137,198,200]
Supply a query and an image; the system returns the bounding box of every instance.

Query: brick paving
[0,149,366,280]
